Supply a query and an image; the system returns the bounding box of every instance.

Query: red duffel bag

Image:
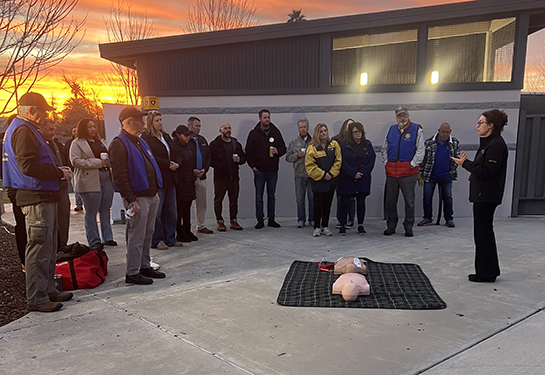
[55,245,108,290]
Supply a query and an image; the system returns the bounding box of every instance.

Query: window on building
[332,29,418,86]
[427,17,516,84]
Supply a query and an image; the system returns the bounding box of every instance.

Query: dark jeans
[152,185,178,247]
[473,202,500,278]
[313,184,336,229]
[253,170,278,221]
[339,192,369,227]
[423,174,453,221]
[214,179,240,221]
[8,191,27,265]
[176,198,192,239]
[385,174,417,229]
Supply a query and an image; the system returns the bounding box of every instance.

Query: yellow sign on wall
[142,96,159,110]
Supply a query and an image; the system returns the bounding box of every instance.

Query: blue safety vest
[386,122,419,162]
[2,117,60,191]
[115,132,163,193]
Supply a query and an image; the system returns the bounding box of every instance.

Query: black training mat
[277,259,446,309]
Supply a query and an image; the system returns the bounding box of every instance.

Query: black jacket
[172,139,196,202]
[141,132,177,189]
[210,135,246,182]
[188,134,211,180]
[245,122,286,173]
[462,134,508,205]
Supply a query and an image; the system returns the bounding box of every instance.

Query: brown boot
[28,301,63,312]
[50,291,74,302]
[230,221,243,230]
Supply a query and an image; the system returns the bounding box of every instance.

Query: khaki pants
[22,202,58,305]
[194,178,207,230]
[125,194,160,276]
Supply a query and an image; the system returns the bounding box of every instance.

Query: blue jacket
[2,117,60,192]
[337,140,376,196]
[115,132,162,194]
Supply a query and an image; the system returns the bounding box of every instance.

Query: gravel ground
[0,221,27,327]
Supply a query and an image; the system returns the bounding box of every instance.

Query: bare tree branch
[0,0,85,115]
[103,0,154,106]
[184,0,258,34]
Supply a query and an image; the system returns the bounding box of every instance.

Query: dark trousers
[8,191,27,265]
[176,198,192,239]
[339,192,369,227]
[214,179,240,221]
[313,184,336,229]
[473,202,500,278]
[423,174,453,221]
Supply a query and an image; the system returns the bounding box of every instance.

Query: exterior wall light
[360,72,368,86]
[431,71,439,84]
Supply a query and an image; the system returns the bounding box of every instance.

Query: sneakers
[446,220,455,228]
[230,221,243,230]
[169,241,184,247]
[150,258,161,270]
[339,226,346,236]
[217,221,227,232]
[346,221,354,228]
[153,241,169,250]
[417,218,433,226]
[28,301,63,312]
[140,267,166,278]
[313,228,321,237]
[255,220,264,229]
[197,227,214,234]
[321,227,333,236]
[405,228,414,237]
[335,222,342,229]
[357,226,366,235]
[297,221,304,228]
[268,219,281,228]
[49,291,73,302]
[383,228,396,235]
[125,273,153,285]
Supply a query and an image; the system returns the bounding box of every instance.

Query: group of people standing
[2,92,510,312]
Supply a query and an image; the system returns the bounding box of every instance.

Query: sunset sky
[2,0,545,113]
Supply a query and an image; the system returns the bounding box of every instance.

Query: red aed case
[55,249,108,290]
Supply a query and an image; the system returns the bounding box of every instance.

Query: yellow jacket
[305,140,342,182]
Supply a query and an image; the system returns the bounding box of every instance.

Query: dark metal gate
[512,94,545,216]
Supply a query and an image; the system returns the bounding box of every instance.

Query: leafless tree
[103,0,154,106]
[0,0,85,115]
[184,0,258,34]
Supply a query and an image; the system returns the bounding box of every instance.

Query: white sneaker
[321,227,333,236]
[313,228,321,237]
[150,258,161,270]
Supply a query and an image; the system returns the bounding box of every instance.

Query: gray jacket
[286,134,312,178]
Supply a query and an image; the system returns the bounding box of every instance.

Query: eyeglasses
[352,130,362,134]
[477,121,488,127]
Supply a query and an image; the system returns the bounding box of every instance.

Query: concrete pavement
[1,199,544,375]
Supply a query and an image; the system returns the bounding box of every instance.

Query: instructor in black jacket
[245,109,286,229]
[452,109,508,283]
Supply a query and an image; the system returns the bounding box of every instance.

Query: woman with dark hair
[70,118,116,247]
[452,109,509,283]
[337,122,376,235]
[172,125,198,242]
[333,118,356,228]
[141,111,181,250]
[305,123,342,237]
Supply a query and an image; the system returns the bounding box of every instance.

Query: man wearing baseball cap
[109,106,166,285]
[2,92,74,312]
[381,106,425,237]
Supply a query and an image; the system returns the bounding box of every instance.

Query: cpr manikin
[332,257,370,301]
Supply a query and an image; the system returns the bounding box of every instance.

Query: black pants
[8,191,27,265]
[176,198,192,239]
[214,179,240,221]
[473,202,500,278]
[313,184,336,229]
[339,192,369,227]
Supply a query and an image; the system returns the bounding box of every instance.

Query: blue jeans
[254,170,278,221]
[336,194,355,223]
[152,185,178,247]
[423,174,453,221]
[80,170,114,246]
[294,177,314,223]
